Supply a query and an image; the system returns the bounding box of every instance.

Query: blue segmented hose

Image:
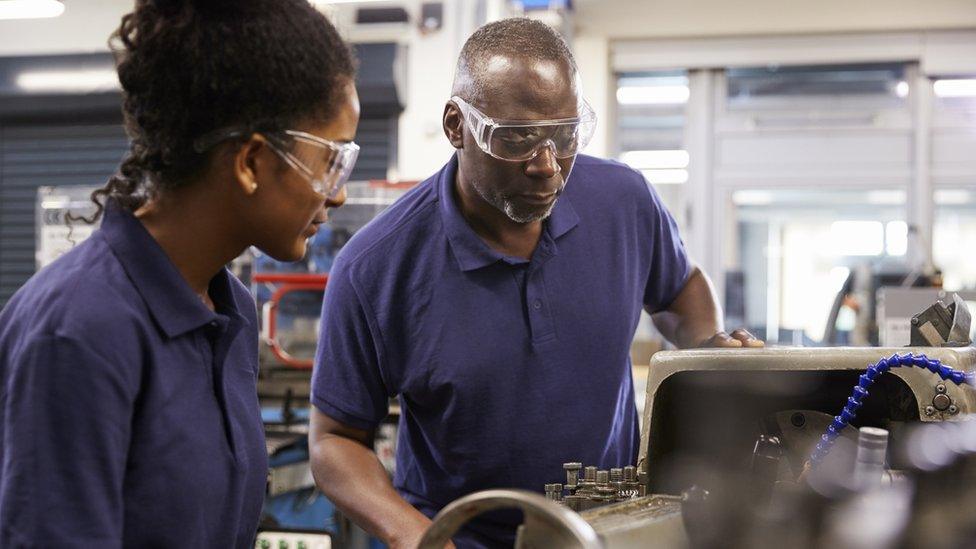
[809,353,976,466]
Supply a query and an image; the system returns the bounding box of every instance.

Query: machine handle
[417,489,603,549]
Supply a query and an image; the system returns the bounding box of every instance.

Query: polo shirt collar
[99,203,248,338]
[437,154,580,272]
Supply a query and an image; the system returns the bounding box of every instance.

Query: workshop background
[1,1,975,547]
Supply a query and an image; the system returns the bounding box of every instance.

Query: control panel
[254,531,331,549]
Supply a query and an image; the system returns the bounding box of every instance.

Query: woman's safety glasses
[451,96,597,162]
[194,128,359,199]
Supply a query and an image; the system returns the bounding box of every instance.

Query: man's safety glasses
[194,128,360,199]
[451,96,597,162]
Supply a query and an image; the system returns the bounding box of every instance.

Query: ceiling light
[934,189,972,205]
[895,81,909,98]
[933,79,976,98]
[732,190,774,206]
[0,0,64,20]
[17,69,119,93]
[310,0,392,4]
[617,85,689,105]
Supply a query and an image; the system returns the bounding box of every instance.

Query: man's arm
[651,266,764,349]
[309,408,446,549]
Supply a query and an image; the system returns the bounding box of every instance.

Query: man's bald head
[452,17,578,101]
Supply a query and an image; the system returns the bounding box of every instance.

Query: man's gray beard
[471,178,557,224]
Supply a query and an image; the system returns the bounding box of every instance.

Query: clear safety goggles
[451,96,597,162]
[194,128,360,199]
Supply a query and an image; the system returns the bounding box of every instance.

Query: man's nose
[524,142,560,179]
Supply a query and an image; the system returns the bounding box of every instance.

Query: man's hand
[309,409,448,549]
[697,328,764,348]
[390,525,456,549]
[652,267,766,349]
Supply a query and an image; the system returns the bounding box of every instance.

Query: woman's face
[248,80,360,262]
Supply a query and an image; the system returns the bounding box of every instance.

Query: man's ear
[232,133,269,196]
[443,101,465,149]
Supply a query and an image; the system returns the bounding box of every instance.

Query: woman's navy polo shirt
[0,206,267,547]
[312,154,691,546]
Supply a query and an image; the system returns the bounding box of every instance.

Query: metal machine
[419,298,976,548]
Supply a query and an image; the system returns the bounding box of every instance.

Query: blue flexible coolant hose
[809,353,976,466]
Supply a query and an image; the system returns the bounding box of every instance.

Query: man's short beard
[471,179,558,224]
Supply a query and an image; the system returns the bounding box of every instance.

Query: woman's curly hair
[89,0,355,218]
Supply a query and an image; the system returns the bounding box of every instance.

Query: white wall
[573,0,976,40]
[570,0,976,158]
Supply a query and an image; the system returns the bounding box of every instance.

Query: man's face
[452,55,580,224]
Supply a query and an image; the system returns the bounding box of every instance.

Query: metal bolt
[937,384,947,393]
[623,466,636,482]
[949,404,959,414]
[933,393,952,411]
[584,466,597,482]
[563,462,582,487]
[925,405,936,416]
[911,317,919,325]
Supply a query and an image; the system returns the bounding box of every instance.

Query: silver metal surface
[579,495,688,549]
[853,427,889,489]
[417,489,603,549]
[639,346,976,467]
[878,288,976,346]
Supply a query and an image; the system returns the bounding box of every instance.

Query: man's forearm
[309,433,432,548]
[651,267,724,348]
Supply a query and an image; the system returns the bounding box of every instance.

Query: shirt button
[533,299,542,310]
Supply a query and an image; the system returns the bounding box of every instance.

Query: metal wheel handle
[417,489,603,549]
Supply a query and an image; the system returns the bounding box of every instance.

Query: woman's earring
[251,182,258,191]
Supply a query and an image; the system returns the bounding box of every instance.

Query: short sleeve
[641,179,692,312]
[311,261,391,431]
[1,334,138,547]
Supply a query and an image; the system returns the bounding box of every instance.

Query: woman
[0,0,358,546]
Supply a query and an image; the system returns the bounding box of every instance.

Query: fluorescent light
[733,190,774,206]
[934,79,976,98]
[641,169,688,184]
[620,149,689,170]
[311,0,391,4]
[866,190,906,205]
[0,0,63,20]
[895,81,909,98]
[16,69,119,93]
[829,221,884,256]
[934,189,972,205]
[617,85,689,105]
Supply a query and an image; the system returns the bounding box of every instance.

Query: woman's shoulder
[2,235,148,354]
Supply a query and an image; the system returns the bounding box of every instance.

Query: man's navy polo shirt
[311,154,690,546]
[0,206,267,547]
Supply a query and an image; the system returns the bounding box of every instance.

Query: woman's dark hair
[89,0,355,218]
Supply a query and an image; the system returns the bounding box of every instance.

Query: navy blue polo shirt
[0,205,267,547]
[311,154,690,546]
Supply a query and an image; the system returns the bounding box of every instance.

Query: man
[309,18,762,549]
